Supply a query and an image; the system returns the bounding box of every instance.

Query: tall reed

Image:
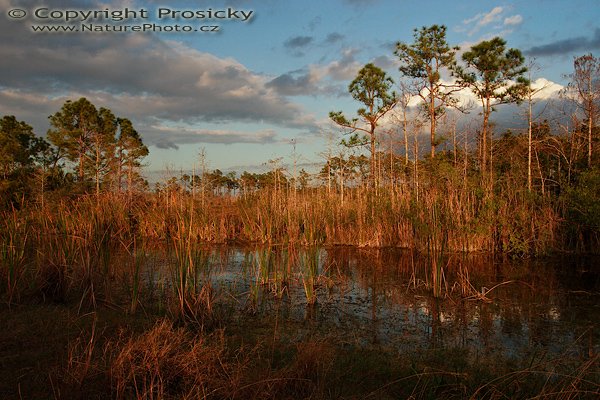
[0,210,28,305]
[0,169,567,309]
[299,246,320,305]
[169,206,215,327]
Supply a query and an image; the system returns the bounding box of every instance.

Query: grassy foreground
[0,184,598,399]
[1,300,598,400]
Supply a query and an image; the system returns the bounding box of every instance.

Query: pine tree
[330,63,396,186]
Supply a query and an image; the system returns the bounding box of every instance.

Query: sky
[1,0,599,178]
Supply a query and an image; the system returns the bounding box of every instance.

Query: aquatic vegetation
[0,194,596,399]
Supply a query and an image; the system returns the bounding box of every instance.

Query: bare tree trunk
[452,119,457,167]
[403,107,409,166]
[370,131,376,187]
[588,79,593,168]
[482,107,489,177]
[39,167,45,209]
[117,152,123,193]
[588,115,593,168]
[127,160,133,199]
[389,131,394,188]
[489,131,494,191]
[535,148,545,196]
[463,130,468,189]
[95,139,101,197]
[413,123,420,203]
[327,161,331,195]
[192,163,196,202]
[528,94,533,191]
[430,88,436,158]
[339,170,344,205]
[377,145,382,194]
[79,152,85,182]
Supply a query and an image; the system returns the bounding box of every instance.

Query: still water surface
[154,246,599,361]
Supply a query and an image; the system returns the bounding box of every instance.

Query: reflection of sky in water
[154,246,599,360]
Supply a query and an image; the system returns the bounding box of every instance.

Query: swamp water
[3,245,599,399]
[147,246,599,362]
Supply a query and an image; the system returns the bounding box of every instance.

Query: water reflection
[156,246,599,360]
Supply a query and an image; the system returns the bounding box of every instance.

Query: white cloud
[266,47,365,98]
[462,7,503,25]
[0,11,321,147]
[460,6,506,36]
[320,48,363,82]
[146,124,279,149]
[530,78,563,99]
[480,6,504,26]
[504,15,523,26]
[399,77,563,111]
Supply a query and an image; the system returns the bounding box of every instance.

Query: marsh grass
[0,186,569,306]
[0,184,595,399]
[109,319,234,400]
[299,246,320,305]
[168,209,217,329]
[124,239,145,314]
[0,211,28,306]
[45,320,600,400]
[0,244,597,399]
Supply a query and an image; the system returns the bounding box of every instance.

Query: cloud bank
[526,28,600,57]
[0,0,317,147]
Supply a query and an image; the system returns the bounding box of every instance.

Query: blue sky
[1,0,599,177]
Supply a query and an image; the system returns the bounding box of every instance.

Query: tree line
[330,26,598,188]
[1,25,598,244]
[1,97,148,206]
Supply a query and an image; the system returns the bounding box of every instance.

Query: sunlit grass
[0,183,591,399]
